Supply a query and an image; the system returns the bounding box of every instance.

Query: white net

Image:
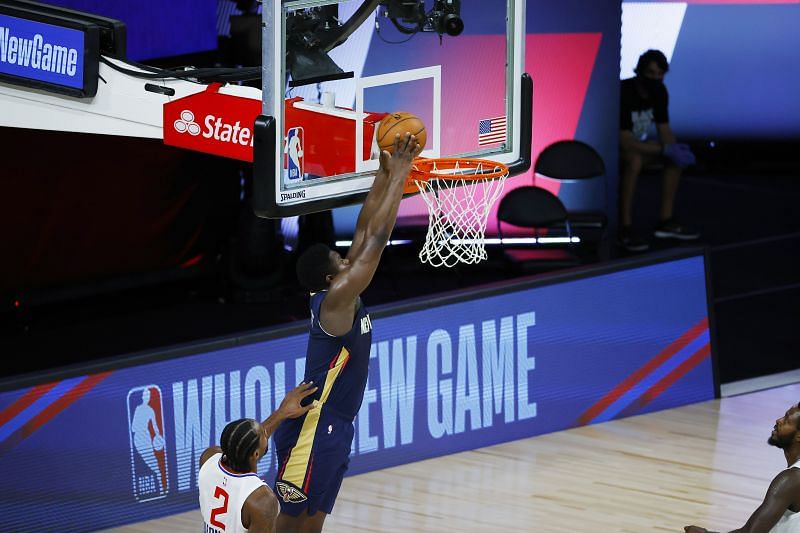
[413,159,508,268]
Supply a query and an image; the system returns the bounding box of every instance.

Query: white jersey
[771,459,800,533]
[199,453,267,533]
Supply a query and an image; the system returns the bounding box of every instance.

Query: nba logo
[127,385,169,502]
[285,126,304,181]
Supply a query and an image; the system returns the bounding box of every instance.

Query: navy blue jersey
[302,290,372,421]
[272,291,372,512]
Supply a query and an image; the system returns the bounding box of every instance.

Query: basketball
[152,435,165,451]
[376,111,426,153]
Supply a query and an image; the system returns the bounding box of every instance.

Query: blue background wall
[46,0,218,60]
[622,0,800,140]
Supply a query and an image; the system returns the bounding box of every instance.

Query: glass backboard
[254,0,530,218]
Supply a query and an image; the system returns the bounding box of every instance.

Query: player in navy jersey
[273,132,422,533]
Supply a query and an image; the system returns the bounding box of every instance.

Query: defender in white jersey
[685,401,800,533]
[199,382,318,533]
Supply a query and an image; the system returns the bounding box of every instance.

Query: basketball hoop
[407,158,509,268]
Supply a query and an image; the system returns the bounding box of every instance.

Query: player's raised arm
[260,381,319,437]
[684,466,800,533]
[346,152,393,261]
[199,445,222,468]
[320,134,420,334]
[347,132,420,261]
[734,468,800,532]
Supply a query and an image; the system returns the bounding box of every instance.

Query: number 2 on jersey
[210,486,229,528]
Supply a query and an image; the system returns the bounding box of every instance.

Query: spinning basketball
[376,112,427,153]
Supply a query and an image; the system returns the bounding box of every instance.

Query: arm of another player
[322,134,421,332]
[619,129,663,157]
[657,122,696,167]
[199,382,318,468]
[199,446,222,468]
[656,122,677,145]
[684,468,800,533]
[241,486,280,533]
[260,381,319,437]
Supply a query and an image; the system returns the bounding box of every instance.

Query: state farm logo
[172,109,254,146]
[174,110,201,136]
[163,86,260,162]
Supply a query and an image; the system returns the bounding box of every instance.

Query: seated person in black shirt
[619,49,698,252]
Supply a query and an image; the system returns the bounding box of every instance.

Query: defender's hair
[635,49,669,75]
[296,243,335,292]
[220,419,261,472]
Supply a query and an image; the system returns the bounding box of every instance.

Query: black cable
[389,16,421,35]
[319,0,382,53]
[375,16,420,45]
[100,56,262,83]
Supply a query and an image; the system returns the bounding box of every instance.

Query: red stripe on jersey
[278,446,293,479]
[304,453,314,493]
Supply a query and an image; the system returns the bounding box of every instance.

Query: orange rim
[404,157,508,194]
[411,157,509,180]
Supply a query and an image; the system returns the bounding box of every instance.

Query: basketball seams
[377,118,423,145]
[376,113,427,151]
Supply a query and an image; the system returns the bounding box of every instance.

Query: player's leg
[291,457,347,533]
[274,413,352,532]
[298,511,327,533]
[275,512,301,533]
[276,450,345,532]
[658,162,681,222]
[275,509,327,533]
[619,148,657,251]
[275,509,324,533]
[620,149,658,227]
[653,163,699,239]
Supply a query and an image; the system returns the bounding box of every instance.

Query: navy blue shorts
[273,409,354,516]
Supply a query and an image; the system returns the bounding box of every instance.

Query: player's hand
[663,143,696,168]
[277,381,319,419]
[684,526,709,533]
[379,132,423,181]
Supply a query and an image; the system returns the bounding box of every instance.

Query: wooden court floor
[107,383,800,532]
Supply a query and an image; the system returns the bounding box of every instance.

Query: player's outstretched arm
[261,382,319,437]
[348,132,420,260]
[242,486,280,533]
[199,446,222,468]
[347,152,394,260]
[684,468,800,533]
[325,135,420,320]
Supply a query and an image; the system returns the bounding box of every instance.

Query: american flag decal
[478,116,507,146]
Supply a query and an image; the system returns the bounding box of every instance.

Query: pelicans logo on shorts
[275,481,308,503]
[127,385,169,502]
